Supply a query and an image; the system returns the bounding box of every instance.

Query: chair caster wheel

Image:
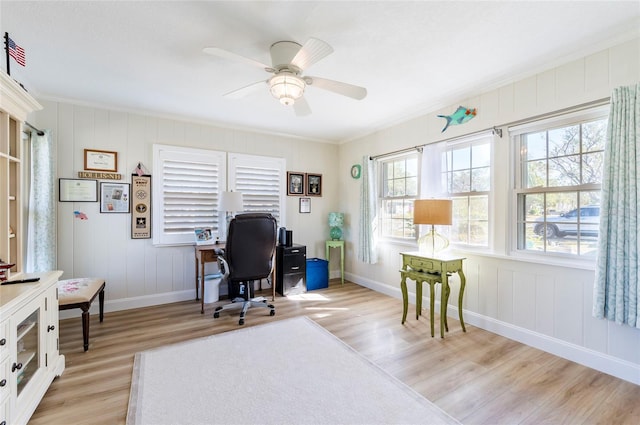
[270,310,275,316]
[213,312,220,319]
[239,319,245,325]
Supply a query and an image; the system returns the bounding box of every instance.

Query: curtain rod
[369,97,611,161]
[369,146,423,161]
[502,97,610,130]
[24,121,45,136]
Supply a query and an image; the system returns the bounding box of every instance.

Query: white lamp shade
[219,191,244,212]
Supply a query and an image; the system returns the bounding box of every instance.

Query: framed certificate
[59,178,98,202]
[84,149,118,172]
[100,182,130,213]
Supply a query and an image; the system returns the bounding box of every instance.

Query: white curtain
[593,83,639,327]
[26,129,57,272]
[420,141,448,198]
[358,155,378,264]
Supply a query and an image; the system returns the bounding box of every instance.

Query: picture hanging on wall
[306,173,322,196]
[100,182,130,213]
[287,172,305,196]
[131,174,151,238]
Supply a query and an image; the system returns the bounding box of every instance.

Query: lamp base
[330,226,343,240]
[417,226,449,256]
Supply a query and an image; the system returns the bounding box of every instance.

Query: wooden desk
[195,243,224,314]
[400,252,466,338]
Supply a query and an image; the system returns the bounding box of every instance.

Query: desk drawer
[407,256,437,272]
[282,254,306,274]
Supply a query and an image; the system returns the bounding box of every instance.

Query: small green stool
[400,269,450,338]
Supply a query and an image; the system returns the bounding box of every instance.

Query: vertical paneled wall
[341,38,640,382]
[32,104,339,309]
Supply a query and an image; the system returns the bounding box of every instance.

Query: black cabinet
[276,244,306,296]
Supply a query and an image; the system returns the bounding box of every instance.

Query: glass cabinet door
[14,306,40,398]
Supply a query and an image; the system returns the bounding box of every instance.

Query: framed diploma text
[59,178,98,202]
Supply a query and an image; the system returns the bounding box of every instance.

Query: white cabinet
[0,271,65,425]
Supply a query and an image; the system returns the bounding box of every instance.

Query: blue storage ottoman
[306,258,329,291]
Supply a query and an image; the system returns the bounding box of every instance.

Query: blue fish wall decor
[437,106,477,132]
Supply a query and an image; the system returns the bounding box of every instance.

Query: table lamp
[328,212,344,240]
[413,199,452,255]
[219,191,243,241]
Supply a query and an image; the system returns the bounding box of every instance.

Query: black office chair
[213,213,277,325]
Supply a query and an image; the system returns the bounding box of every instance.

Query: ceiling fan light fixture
[269,73,305,106]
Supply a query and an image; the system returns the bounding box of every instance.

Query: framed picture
[84,148,118,172]
[299,197,311,213]
[131,174,152,239]
[100,182,130,213]
[306,173,322,196]
[59,178,98,202]
[287,172,305,196]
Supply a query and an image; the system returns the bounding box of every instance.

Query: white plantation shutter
[153,144,226,245]
[228,153,286,227]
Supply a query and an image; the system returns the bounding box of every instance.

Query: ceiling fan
[203,38,367,116]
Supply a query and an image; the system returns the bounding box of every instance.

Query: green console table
[400,251,466,338]
[325,240,345,285]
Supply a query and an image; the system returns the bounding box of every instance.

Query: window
[378,154,418,239]
[228,153,286,225]
[442,137,492,246]
[153,146,285,246]
[512,108,608,257]
[153,144,226,245]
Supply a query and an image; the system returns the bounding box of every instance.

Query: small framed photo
[59,178,98,202]
[306,173,322,196]
[299,197,311,213]
[287,172,305,196]
[84,149,118,172]
[100,182,130,213]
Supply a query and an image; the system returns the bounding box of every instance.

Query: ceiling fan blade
[307,77,367,100]
[291,38,333,71]
[203,47,272,71]
[293,97,312,116]
[223,80,267,99]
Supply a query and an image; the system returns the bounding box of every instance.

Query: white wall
[31,104,340,309]
[340,38,640,385]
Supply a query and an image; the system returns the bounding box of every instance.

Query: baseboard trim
[59,289,196,321]
[346,271,640,386]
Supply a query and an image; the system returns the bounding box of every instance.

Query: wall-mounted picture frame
[299,197,311,213]
[100,182,130,213]
[84,148,118,172]
[287,172,305,196]
[306,173,322,196]
[59,178,98,202]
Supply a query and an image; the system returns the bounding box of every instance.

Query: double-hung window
[442,136,492,247]
[378,153,419,239]
[511,107,608,257]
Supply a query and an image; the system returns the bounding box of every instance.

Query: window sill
[450,248,597,271]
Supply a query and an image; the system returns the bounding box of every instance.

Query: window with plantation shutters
[153,144,226,245]
[228,153,286,226]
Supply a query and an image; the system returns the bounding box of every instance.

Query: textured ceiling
[2,1,639,142]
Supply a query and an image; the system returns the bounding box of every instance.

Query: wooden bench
[58,278,105,351]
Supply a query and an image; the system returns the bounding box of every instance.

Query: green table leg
[429,281,435,337]
[458,269,467,332]
[416,280,422,320]
[401,273,408,324]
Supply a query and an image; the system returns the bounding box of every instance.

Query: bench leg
[81,307,90,351]
[99,289,105,322]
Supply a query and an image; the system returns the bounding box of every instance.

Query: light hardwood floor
[31,281,640,424]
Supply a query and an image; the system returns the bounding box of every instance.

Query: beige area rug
[127,316,459,425]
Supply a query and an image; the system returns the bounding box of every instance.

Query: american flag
[8,36,26,67]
